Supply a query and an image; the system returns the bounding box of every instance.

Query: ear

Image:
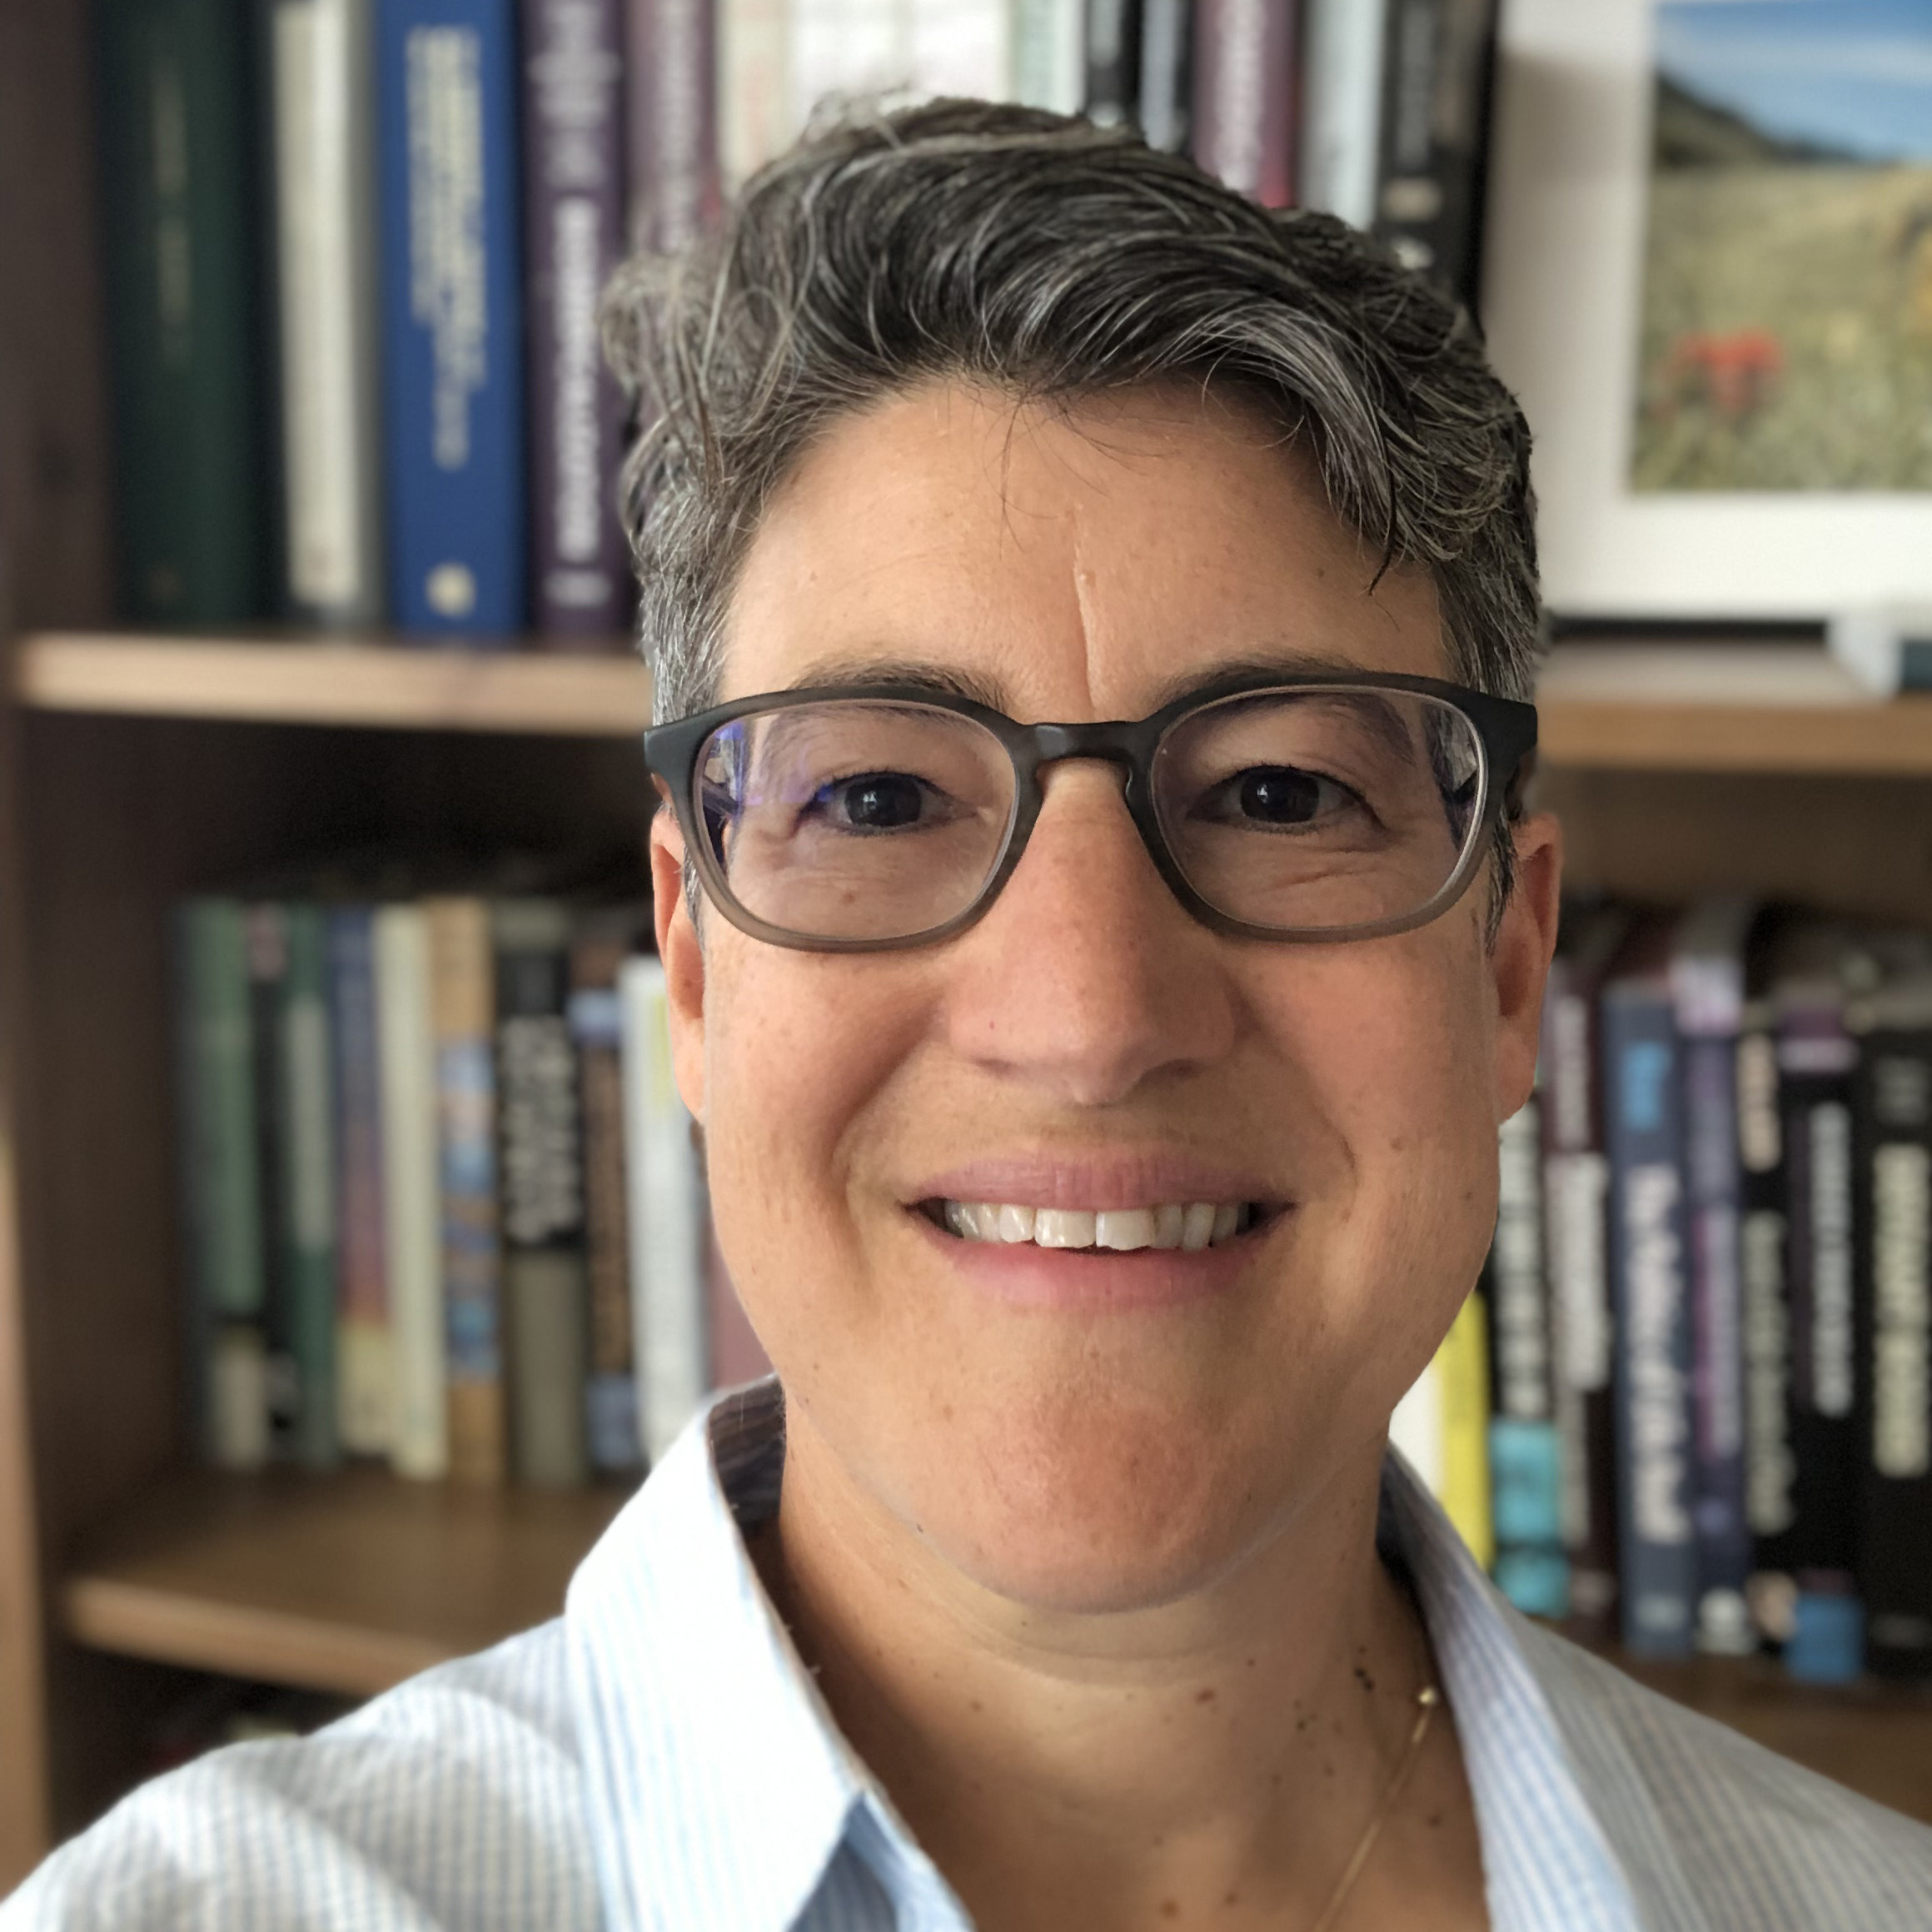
[649,804,708,1120]
[1490,811,1563,1122]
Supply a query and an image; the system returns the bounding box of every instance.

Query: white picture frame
[1481,0,1932,620]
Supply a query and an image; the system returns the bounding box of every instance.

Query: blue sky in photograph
[1657,0,1932,161]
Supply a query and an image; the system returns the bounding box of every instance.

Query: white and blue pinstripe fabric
[10,1378,1932,1929]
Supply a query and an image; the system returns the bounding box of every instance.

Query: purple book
[521,0,634,644]
[1189,0,1297,207]
[626,0,720,255]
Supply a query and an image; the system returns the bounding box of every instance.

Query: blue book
[376,0,528,638]
[1603,925,1697,1659]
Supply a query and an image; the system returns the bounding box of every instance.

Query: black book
[1085,0,1143,130]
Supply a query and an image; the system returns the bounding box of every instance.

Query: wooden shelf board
[1537,644,1932,775]
[13,632,654,737]
[60,1468,630,1698]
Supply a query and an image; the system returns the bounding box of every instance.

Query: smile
[929,1200,1262,1250]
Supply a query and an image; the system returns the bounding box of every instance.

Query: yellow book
[1437,1292,1496,1571]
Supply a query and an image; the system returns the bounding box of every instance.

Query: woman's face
[652,379,1559,1612]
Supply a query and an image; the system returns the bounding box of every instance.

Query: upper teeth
[941,1201,1247,1250]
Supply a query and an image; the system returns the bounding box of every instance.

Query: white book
[789,0,911,132]
[1388,1353,1445,1498]
[1010,0,1079,112]
[620,955,708,1466]
[909,0,1011,102]
[1297,0,1387,232]
[375,904,448,1480]
[719,0,795,187]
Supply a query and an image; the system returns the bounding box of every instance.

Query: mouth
[918,1198,1271,1251]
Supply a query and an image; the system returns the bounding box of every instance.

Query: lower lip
[912,1210,1265,1310]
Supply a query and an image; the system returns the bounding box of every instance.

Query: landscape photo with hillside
[1633,0,1932,493]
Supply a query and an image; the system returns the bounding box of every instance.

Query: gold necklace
[1303,1684,1442,1932]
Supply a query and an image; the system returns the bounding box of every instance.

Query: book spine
[1388,1351,1443,1497]
[620,955,708,1465]
[1135,0,1189,152]
[1780,1004,1865,1681]
[245,904,302,1458]
[1369,0,1496,311]
[1083,0,1141,130]
[520,0,631,641]
[495,901,590,1487]
[259,0,385,622]
[97,0,267,624]
[280,904,341,1467]
[1858,1028,1932,1681]
[1604,980,1695,1658]
[377,0,528,636]
[376,905,448,1478]
[786,0,902,136]
[570,929,642,1474]
[1682,1028,1751,1651]
[1541,957,1618,1640]
[1188,0,1296,206]
[1737,1003,1796,1641]
[908,0,1011,100]
[626,0,721,254]
[428,897,507,1483]
[1439,1289,1495,1569]
[329,906,394,1456]
[718,0,794,187]
[177,900,270,1469]
[1297,0,1385,230]
[1487,1098,1566,1616]
[1011,0,1082,114]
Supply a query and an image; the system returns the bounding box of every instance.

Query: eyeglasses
[643,673,1537,953]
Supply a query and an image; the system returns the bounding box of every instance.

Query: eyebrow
[786,648,1387,720]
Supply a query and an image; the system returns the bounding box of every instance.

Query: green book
[176,899,268,1468]
[97,0,266,624]
[279,904,340,1466]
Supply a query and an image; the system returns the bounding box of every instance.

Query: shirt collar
[570,1385,1650,1932]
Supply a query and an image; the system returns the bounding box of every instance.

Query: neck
[756,1409,1450,1931]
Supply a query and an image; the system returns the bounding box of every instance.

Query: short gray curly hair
[602,98,1541,899]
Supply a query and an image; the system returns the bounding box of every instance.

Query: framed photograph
[1482,0,1932,619]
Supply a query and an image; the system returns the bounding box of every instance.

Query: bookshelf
[4,0,1932,1904]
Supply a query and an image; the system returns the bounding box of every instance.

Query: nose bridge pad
[1028,749,1173,905]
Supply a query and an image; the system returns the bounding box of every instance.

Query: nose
[941,759,1236,1106]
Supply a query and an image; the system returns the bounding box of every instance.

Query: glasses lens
[1153,688,1487,935]
[693,700,1018,943]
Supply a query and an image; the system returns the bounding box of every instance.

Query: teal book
[97,0,268,623]
[280,904,341,1466]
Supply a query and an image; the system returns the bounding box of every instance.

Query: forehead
[719,380,1451,717]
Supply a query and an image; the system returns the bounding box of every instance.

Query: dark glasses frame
[643,670,1539,953]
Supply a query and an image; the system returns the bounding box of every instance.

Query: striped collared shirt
[10,1379,1932,1930]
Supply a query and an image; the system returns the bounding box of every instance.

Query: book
[328,905,394,1456]
[257,0,386,623]
[1188,0,1297,207]
[627,0,722,254]
[1137,0,1191,152]
[243,904,302,1460]
[1770,926,1865,1683]
[176,900,270,1470]
[375,902,449,1479]
[570,911,645,1474]
[1368,0,1497,313]
[376,0,528,635]
[1012,0,1082,113]
[788,0,904,140]
[1297,0,1385,231]
[428,896,507,1483]
[1541,901,1629,1642]
[1083,0,1142,130]
[495,899,590,1487]
[1670,899,1755,1656]
[908,0,1011,101]
[1486,1099,1566,1617]
[278,902,341,1468]
[620,954,708,1465]
[1602,923,1696,1660]
[718,0,794,187]
[1390,1290,1492,1568]
[97,0,267,624]
[520,0,632,641]
[1852,967,1932,1681]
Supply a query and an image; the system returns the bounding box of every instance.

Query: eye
[1198,765,1361,829]
[814,771,931,831]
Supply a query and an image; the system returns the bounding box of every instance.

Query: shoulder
[1514,1617,1932,1932]
[2,1621,601,1932]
